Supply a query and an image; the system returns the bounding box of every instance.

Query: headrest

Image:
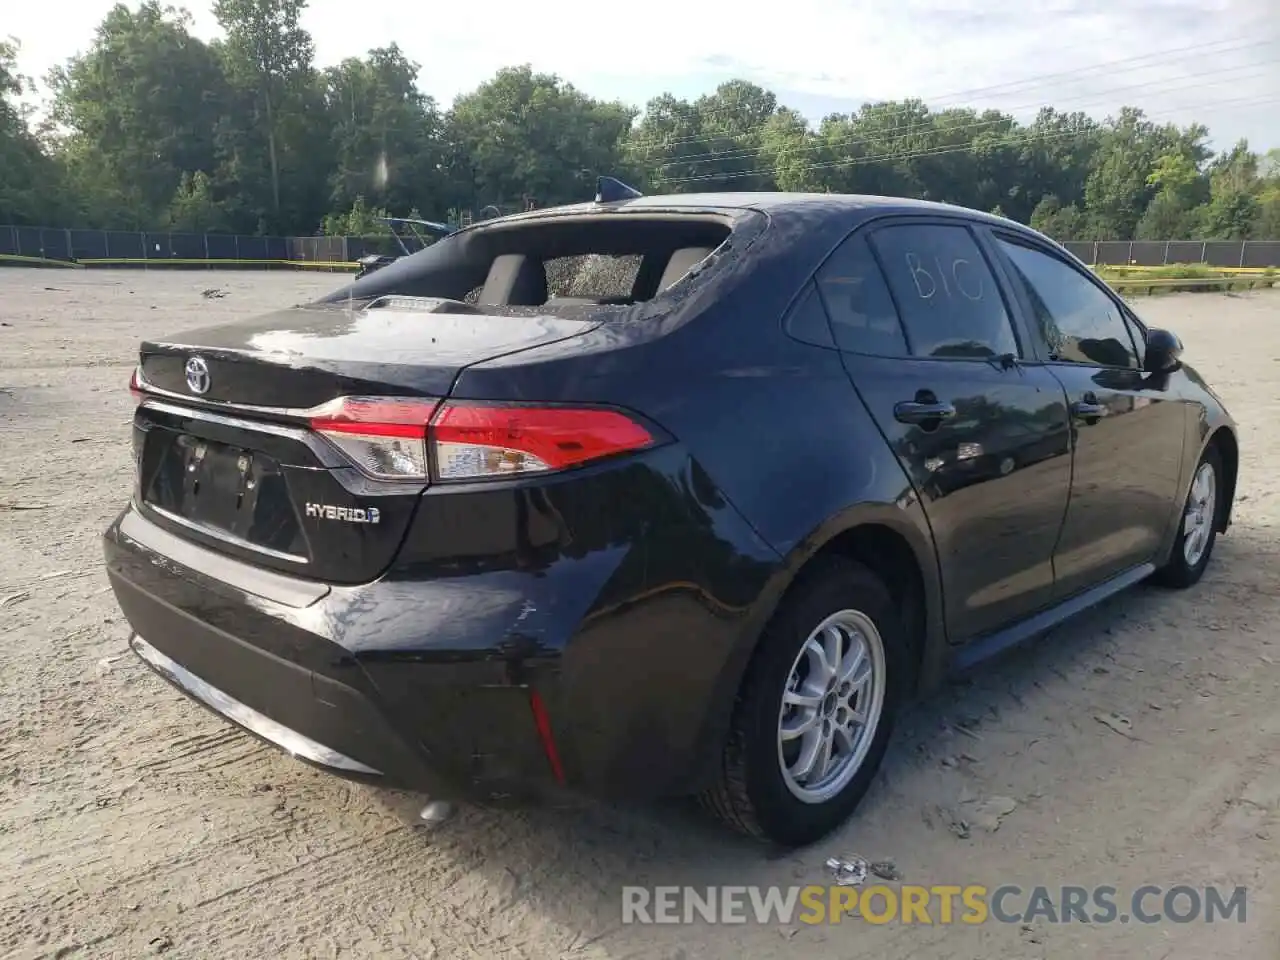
[478,254,548,305]
[657,246,714,292]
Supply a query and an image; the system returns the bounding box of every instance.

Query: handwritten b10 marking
[906,253,985,302]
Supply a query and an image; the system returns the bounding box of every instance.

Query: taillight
[430,402,654,481]
[309,396,440,480]
[307,396,656,482]
[129,366,145,404]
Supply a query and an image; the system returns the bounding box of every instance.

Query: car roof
[485,191,1031,235]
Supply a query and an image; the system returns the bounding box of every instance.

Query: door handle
[894,400,957,424]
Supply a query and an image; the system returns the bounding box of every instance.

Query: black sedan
[105,190,1238,847]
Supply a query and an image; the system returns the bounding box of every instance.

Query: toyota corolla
[104,186,1237,847]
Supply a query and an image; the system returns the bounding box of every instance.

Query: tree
[677,80,780,192]
[324,45,445,217]
[7,2,1280,243]
[1031,195,1090,240]
[756,108,820,192]
[213,0,315,226]
[165,171,229,232]
[320,195,392,236]
[47,3,228,227]
[1192,139,1265,240]
[0,38,62,225]
[446,65,635,210]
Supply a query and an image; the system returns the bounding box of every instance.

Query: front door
[987,232,1187,598]
[814,220,1073,643]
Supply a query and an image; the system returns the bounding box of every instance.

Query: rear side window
[869,224,1019,359]
[814,234,908,356]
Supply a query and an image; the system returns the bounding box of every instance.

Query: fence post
[140,231,147,271]
[1239,241,1247,269]
[103,229,110,261]
[342,235,349,271]
[1091,240,1098,265]
[1163,241,1170,265]
[65,228,73,262]
[204,233,211,270]
[1201,241,1207,264]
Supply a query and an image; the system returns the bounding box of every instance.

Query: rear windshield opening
[335,214,739,314]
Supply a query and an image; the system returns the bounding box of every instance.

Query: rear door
[986,231,1186,597]
[818,219,1073,643]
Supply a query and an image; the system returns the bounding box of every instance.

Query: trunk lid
[139,298,598,407]
[133,298,600,584]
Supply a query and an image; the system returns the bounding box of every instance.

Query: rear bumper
[104,487,779,801]
[130,634,382,777]
[105,506,565,800]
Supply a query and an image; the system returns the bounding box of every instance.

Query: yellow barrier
[1107,275,1277,289]
[1,255,358,270]
[4,254,1276,281]
[0,253,85,268]
[76,257,359,270]
[1089,265,1274,275]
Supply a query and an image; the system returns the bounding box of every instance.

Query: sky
[7,0,1280,154]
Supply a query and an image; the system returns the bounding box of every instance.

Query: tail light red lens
[307,396,655,482]
[129,366,145,404]
[431,402,655,481]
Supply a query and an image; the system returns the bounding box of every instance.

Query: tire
[702,557,905,847]
[1151,444,1223,589]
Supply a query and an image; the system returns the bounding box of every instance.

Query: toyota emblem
[185,356,211,395]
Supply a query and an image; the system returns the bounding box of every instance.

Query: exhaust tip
[418,800,455,825]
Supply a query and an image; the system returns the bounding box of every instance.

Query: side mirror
[1144,328,1183,373]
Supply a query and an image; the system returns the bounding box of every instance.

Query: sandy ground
[1,268,1278,960]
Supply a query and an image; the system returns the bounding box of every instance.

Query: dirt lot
[1,269,1278,960]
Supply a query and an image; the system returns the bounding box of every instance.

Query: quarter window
[868,224,1019,360]
[814,234,908,356]
[995,237,1140,368]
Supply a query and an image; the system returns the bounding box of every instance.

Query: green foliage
[447,65,637,210]
[4,1,1278,239]
[1030,195,1091,240]
[1096,263,1278,295]
[47,3,230,228]
[324,45,444,219]
[320,196,392,236]
[0,38,67,225]
[165,171,228,232]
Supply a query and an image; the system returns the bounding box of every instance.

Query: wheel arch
[760,510,945,693]
[688,505,946,794]
[1206,425,1238,532]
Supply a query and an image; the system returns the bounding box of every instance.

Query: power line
[653,92,1280,187]
[626,31,1273,153]
[649,56,1276,172]
[623,32,1275,156]
[657,93,1279,188]
[657,94,1280,188]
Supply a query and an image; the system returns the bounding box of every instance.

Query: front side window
[995,237,1140,369]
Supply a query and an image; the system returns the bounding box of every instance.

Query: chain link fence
[3,225,1279,271]
[0,226,408,268]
